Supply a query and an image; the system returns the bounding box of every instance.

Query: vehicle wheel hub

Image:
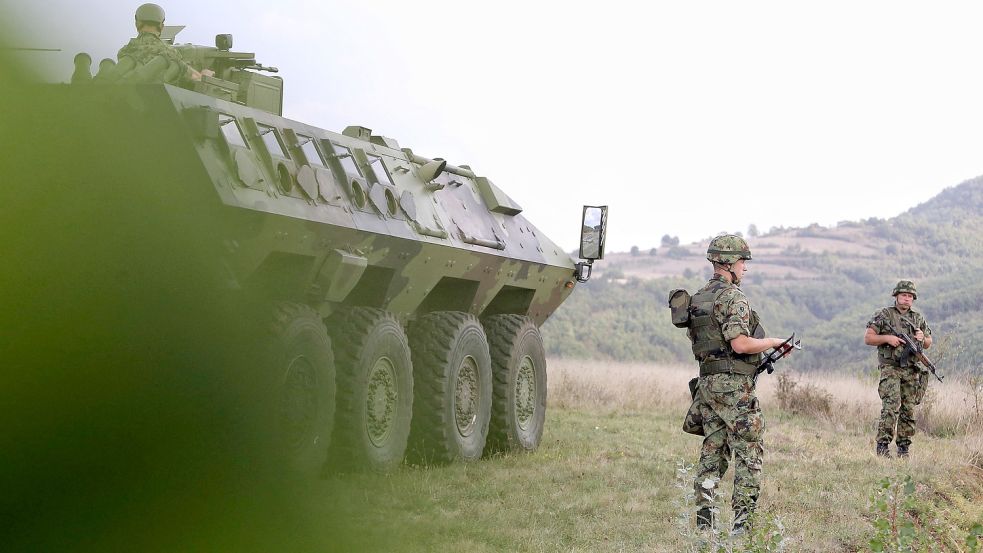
[366,356,398,447]
[455,355,479,437]
[515,355,536,430]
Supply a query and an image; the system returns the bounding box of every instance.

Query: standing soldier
[864,280,933,458]
[117,3,210,84]
[684,235,792,534]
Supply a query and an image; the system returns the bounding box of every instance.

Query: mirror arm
[574,260,594,283]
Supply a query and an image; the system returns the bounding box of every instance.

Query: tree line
[543,178,983,375]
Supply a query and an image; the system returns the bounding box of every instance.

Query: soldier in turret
[117,3,211,84]
[687,234,791,534]
[864,280,933,458]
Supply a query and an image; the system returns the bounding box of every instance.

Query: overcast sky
[7,0,983,252]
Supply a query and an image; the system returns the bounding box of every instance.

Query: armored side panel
[36,82,578,326]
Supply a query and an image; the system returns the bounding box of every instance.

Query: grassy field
[297,360,983,553]
[50,359,977,552]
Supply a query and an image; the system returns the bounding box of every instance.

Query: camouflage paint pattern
[892,280,918,299]
[691,276,764,513]
[1,28,587,551]
[869,306,933,447]
[706,234,752,264]
[876,365,929,447]
[686,276,760,369]
[117,32,192,83]
[868,306,932,366]
[55,76,577,328]
[694,373,763,512]
[682,376,703,435]
[715,286,752,342]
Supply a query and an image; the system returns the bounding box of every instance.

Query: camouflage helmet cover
[706,234,752,264]
[892,280,917,299]
[135,3,166,24]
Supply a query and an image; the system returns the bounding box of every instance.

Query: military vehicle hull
[6,79,584,473]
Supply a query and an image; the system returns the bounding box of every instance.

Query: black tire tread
[328,307,410,472]
[482,314,546,454]
[407,311,490,464]
[268,301,335,477]
[270,302,324,339]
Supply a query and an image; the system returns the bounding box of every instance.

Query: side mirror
[574,205,607,283]
[579,205,607,261]
[216,34,233,51]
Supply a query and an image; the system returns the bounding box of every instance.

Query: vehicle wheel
[269,302,335,478]
[482,314,547,454]
[328,308,413,472]
[408,311,492,464]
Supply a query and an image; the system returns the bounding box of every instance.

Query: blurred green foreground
[0,33,381,553]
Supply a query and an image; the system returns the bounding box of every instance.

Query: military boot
[695,507,713,531]
[897,444,909,459]
[876,443,891,458]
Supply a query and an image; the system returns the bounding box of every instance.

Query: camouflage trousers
[693,373,764,513]
[876,364,928,448]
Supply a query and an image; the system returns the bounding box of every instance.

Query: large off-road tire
[482,314,547,454]
[408,311,492,464]
[328,308,413,472]
[269,302,336,478]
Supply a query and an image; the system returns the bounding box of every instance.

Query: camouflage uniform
[867,306,932,450]
[117,32,192,84]
[692,275,764,518]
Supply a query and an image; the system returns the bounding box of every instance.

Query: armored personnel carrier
[11,28,608,476]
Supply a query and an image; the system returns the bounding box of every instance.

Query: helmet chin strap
[719,262,740,285]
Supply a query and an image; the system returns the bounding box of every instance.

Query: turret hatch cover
[296,164,318,200]
[234,149,264,190]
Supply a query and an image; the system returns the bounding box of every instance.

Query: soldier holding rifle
[671,235,798,534]
[864,280,935,459]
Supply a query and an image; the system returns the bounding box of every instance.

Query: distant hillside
[543,178,983,375]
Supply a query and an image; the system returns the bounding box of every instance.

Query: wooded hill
[542,178,983,374]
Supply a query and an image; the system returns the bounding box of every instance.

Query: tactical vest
[688,279,762,376]
[877,307,919,367]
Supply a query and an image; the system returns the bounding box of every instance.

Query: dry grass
[548,359,693,413]
[215,359,983,553]
[551,359,983,445]
[545,359,983,551]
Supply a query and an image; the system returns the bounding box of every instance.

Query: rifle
[756,332,801,379]
[893,324,944,383]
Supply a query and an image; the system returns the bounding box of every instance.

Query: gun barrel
[205,50,256,60]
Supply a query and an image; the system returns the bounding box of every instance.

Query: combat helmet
[135,3,165,25]
[706,234,752,264]
[892,280,917,299]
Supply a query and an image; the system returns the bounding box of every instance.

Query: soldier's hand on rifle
[884,335,904,348]
[914,329,924,342]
